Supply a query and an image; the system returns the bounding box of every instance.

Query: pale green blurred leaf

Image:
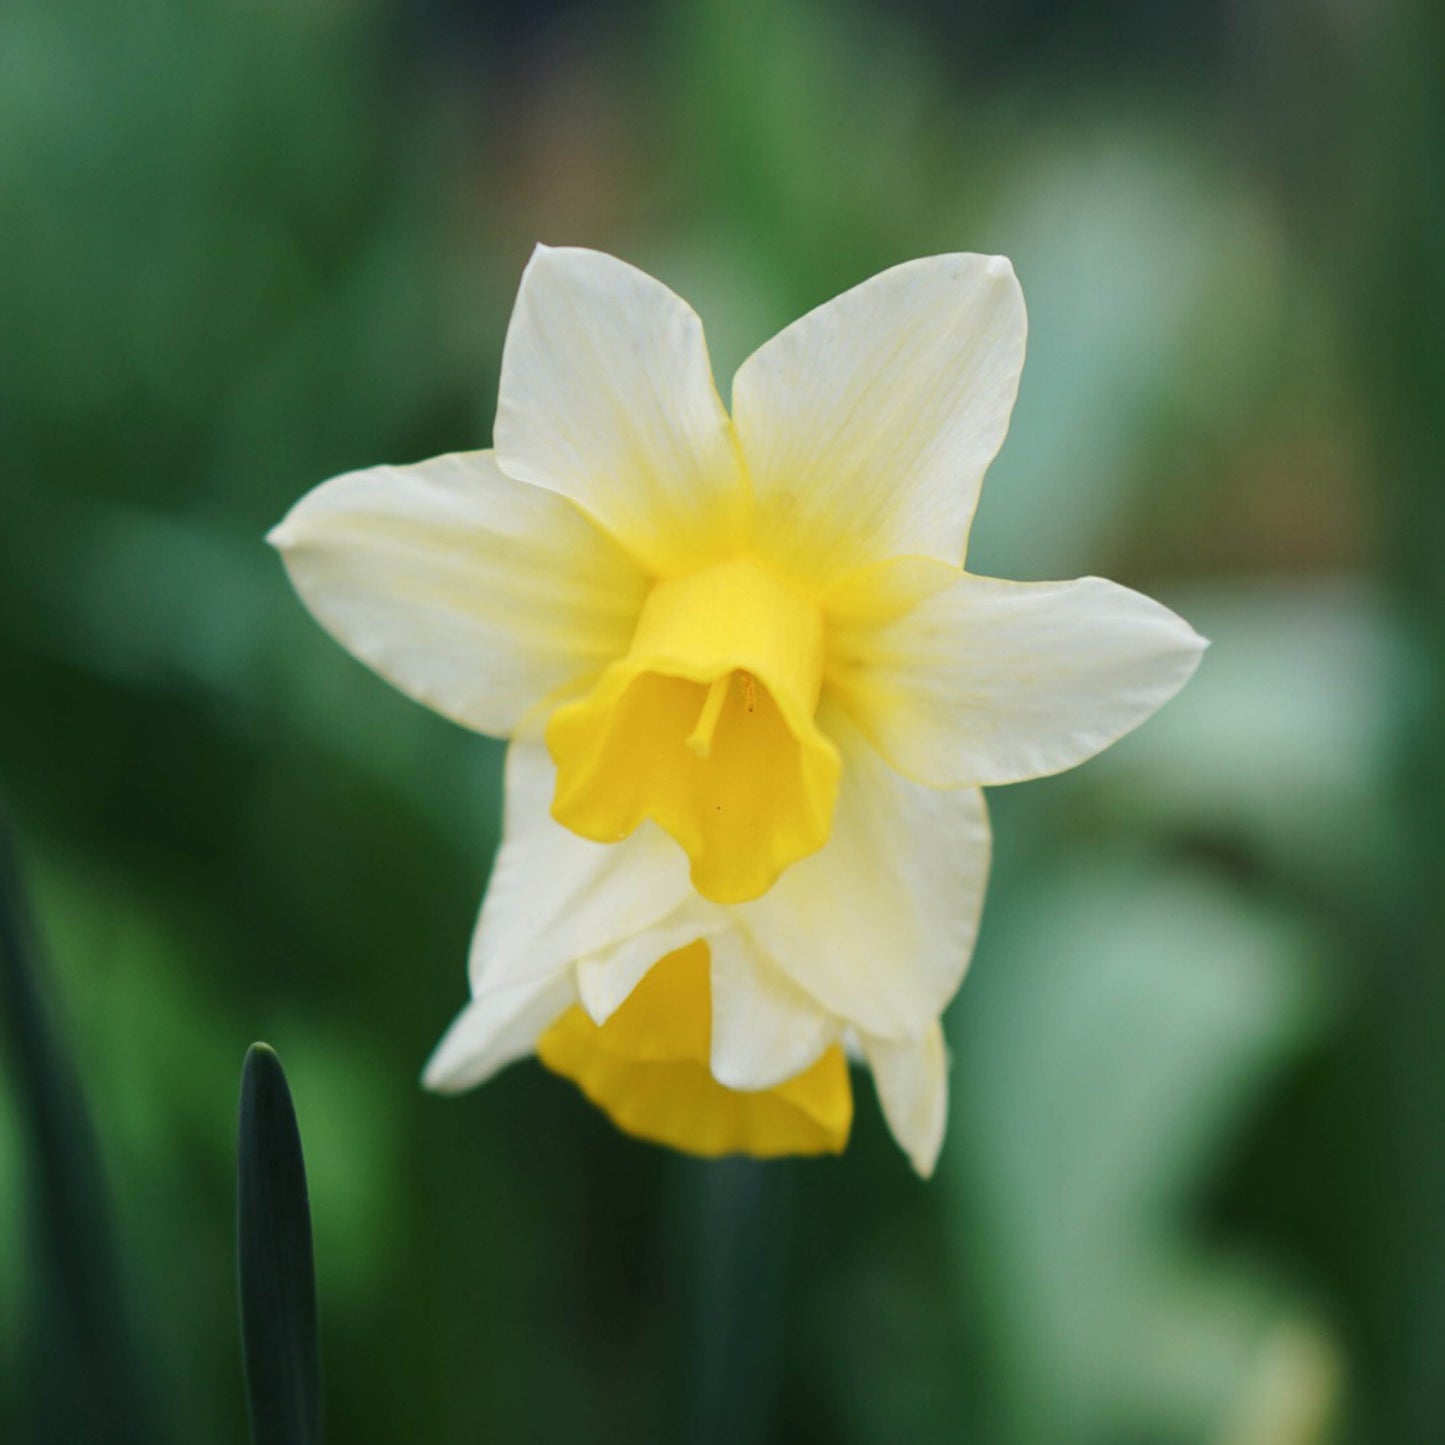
[947,860,1338,1444]
[973,123,1293,579]
[1088,578,1406,904]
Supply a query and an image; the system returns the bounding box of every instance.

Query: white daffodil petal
[269,451,646,737]
[832,573,1208,788]
[739,705,991,1040]
[494,245,745,575]
[862,1023,949,1177]
[576,899,725,1026]
[708,928,838,1092]
[469,740,696,998]
[732,253,1026,585]
[423,972,576,1093]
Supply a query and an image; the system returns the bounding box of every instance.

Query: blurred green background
[2,0,1441,1441]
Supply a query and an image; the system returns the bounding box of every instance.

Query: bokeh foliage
[0,0,1434,1440]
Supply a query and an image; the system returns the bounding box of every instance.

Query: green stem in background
[667,1158,794,1445]
[1358,0,1445,1435]
[0,810,172,1445]
[237,1044,323,1445]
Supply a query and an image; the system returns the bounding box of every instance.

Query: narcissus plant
[271,246,1204,1174]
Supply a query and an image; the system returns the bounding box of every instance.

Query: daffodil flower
[270,246,1205,1173]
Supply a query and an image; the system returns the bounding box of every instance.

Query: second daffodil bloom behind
[270,246,1206,1175]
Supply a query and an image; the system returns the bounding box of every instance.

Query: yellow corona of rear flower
[270,245,1206,1174]
[536,940,852,1159]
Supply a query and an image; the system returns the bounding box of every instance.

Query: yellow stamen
[686,673,732,759]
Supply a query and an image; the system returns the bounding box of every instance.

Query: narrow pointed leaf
[237,1043,322,1445]
[0,810,171,1445]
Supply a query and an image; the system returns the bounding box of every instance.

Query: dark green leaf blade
[0,810,173,1445]
[237,1043,322,1445]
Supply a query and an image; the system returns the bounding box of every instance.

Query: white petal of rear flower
[861,1023,949,1177]
[494,245,746,575]
[731,253,1026,586]
[467,740,696,999]
[423,973,576,1093]
[830,573,1208,788]
[574,903,840,1093]
[269,451,646,737]
[738,705,991,1040]
[575,899,724,1026]
[708,929,838,1091]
